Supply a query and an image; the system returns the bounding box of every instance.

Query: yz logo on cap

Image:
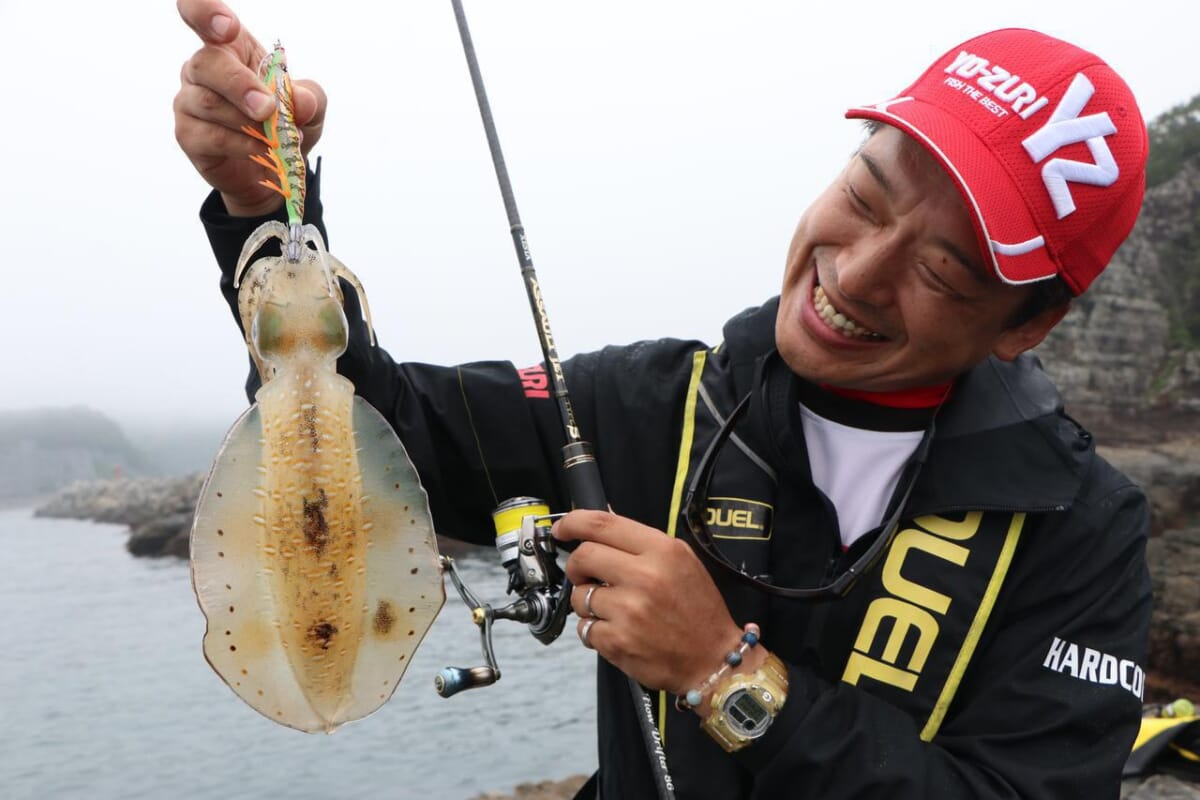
[1021,73,1118,219]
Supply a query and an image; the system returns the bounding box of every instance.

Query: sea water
[0,508,596,800]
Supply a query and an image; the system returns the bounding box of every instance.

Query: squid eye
[253,305,286,357]
[318,302,349,354]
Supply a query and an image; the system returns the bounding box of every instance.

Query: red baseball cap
[846,28,1148,295]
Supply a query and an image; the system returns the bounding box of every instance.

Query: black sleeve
[738,482,1151,798]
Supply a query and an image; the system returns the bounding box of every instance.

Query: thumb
[177,0,241,45]
[294,80,327,153]
[293,81,326,129]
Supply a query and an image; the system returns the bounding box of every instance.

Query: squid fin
[191,404,330,733]
[338,396,444,722]
[191,397,444,733]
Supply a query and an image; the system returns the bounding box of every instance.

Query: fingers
[558,510,685,590]
[177,0,272,122]
[181,44,274,121]
[573,582,607,621]
[574,606,630,656]
[563,541,638,589]
[174,111,259,169]
[174,79,256,135]
[177,0,327,157]
[553,509,658,555]
[561,520,743,693]
[577,616,601,650]
[174,57,265,173]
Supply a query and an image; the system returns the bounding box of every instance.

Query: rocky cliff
[1037,98,1200,420]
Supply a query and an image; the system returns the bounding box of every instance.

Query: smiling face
[775,125,1067,392]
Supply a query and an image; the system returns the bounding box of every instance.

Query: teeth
[813,285,885,341]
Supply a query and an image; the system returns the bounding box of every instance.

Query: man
[175,2,1152,797]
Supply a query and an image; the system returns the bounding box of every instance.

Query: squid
[190,42,444,733]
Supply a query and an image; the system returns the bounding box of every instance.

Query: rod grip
[562,441,607,511]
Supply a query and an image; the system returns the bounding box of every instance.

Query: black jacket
[202,186,1151,799]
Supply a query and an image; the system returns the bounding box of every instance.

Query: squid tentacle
[234,221,290,289]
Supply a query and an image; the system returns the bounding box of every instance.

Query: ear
[992,303,1071,362]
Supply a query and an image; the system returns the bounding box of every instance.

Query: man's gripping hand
[173,0,326,217]
[554,510,768,713]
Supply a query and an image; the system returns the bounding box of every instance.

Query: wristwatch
[701,653,789,752]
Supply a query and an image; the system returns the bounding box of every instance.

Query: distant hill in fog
[0,407,227,502]
[0,407,145,500]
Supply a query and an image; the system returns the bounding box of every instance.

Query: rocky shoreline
[468,775,589,800]
[33,472,491,561]
[35,474,205,557]
[1123,776,1200,800]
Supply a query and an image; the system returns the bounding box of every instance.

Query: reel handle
[435,666,498,697]
[437,555,506,700]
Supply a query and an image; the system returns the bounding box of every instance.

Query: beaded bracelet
[675,623,761,712]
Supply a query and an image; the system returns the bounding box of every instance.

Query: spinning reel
[435,497,570,697]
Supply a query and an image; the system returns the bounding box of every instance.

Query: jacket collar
[725,298,1090,516]
[909,354,1090,515]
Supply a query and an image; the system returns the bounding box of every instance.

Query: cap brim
[846,99,1060,289]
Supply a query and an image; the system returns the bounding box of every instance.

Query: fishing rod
[435,2,677,797]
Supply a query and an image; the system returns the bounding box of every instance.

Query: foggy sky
[2,0,1195,431]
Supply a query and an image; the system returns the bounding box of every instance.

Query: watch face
[725,689,772,738]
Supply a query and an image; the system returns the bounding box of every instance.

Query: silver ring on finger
[580,617,597,650]
[584,585,601,619]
